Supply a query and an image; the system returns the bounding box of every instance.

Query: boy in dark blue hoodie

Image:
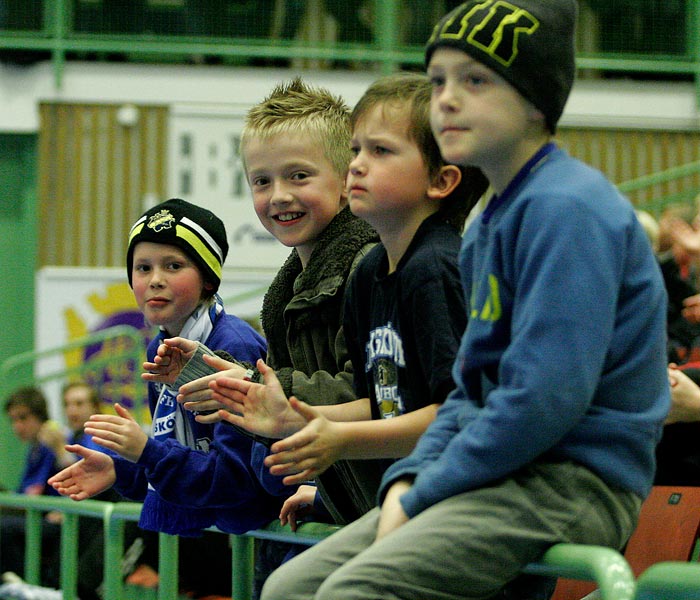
[48,199,277,537]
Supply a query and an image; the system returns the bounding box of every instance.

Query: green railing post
[23,508,43,585]
[51,0,68,88]
[103,501,144,600]
[60,512,79,600]
[157,531,180,600]
[231,535,254,600]
[373,0,400,74]
[686,0,700,109]
[102,502,126,600]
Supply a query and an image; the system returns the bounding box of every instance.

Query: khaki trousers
[262,460,642,600]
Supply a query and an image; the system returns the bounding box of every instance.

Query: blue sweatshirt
[380,145,670,518]
[19,442,60,496]
[113,308,280,535]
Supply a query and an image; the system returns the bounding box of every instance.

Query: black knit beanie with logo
[425,0,578,133]
[126,198,229,293]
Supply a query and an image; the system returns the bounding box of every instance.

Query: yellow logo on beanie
[146,209,177,233]
[429,0,539,67]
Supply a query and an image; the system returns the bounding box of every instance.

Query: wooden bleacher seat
[550,486,700,600]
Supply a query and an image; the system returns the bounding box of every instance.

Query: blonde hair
[240,77,352,179]
[635,209,660,253]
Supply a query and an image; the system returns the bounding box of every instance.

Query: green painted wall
[0,134,38,489]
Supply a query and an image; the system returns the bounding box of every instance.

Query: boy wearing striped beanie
[126,197,228,298]
[49,198,280,585]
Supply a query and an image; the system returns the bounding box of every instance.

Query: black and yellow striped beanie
[126,198,228,293]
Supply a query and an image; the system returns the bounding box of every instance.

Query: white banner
[166,103,291,269]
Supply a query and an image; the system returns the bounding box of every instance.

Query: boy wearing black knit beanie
[49,198,282,597]
[260,2,671,599]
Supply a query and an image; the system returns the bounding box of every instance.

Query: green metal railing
[0,324,148,416]
[1,1,699,102]
[0,494,180,600]
[0,492,333,600]
[634,562,700,600]
[618,159,700,217]
[0,492,643,600]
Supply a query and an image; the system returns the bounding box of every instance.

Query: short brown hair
[5,386,49,422]
[62,381,101,410]
[351,72,488,230]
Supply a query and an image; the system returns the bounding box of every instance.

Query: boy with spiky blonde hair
[156,78,380,527]
[129,78,378,596]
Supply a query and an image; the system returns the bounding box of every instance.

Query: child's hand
[180,356,248,422]
[24,483,46,496]
[669,217,700,257]
[667,365,700,424]
[39,420,74,467]
[376,479,412,542]
[47,444,117,500]
[211,358,305,438]
[45,510,64,524]
[38,420,67,453]
[84,403,148,462]
[141,337,198,385]
[279,485,318,532]
[265,398,344,485]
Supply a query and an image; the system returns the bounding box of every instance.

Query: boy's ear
[525,102,548,132]
[427,165,462,200]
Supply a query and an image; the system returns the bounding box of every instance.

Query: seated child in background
[4,387,62,496]
[59,381,132,600]
[649,204,700,363]
[213,72,488,530]
[663,210,700,361]
[49,198,274,598]
[62,381,107,450]
[1,386,62,586]
[259,1,671,599]
[656,364,700,486]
